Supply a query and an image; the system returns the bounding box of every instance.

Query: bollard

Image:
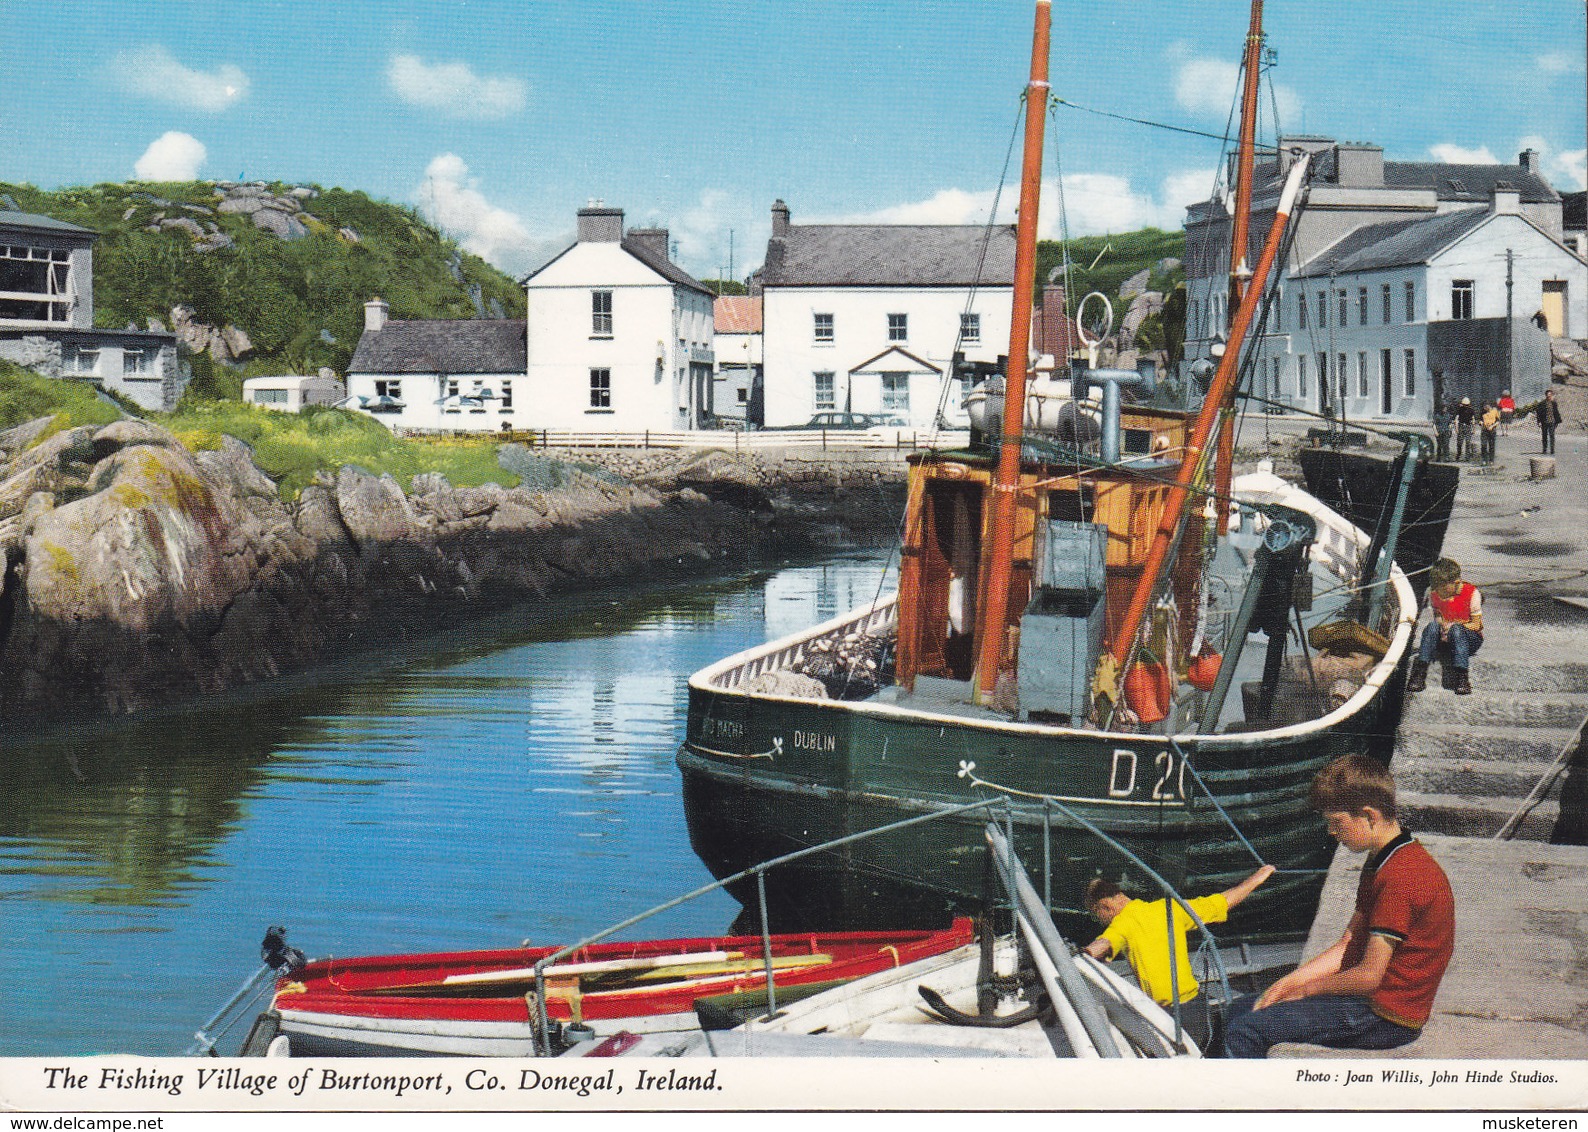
[1530,456,1557,480]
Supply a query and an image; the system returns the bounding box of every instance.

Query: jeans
[1456,422,1474,461]
[1480,430,1495,463]
[1541,424,1557,455]
[1418,621,1482,669]
[1219,992,1418,1058]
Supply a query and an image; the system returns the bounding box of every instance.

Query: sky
[3,1,1584,282]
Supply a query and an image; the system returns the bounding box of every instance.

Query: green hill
[0,180,526,393]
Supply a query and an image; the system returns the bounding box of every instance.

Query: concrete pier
[1263,406,1588,1058]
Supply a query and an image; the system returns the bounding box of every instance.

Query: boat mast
[1215,0,1266,535]
[974,0,1051,703]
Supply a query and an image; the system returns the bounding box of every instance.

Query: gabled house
[0,208,183,411]
[713,295,762,425]
[523,205,716,432]
[1183,139,1585,422]
[755,200,1015,429]
[344,298,526,431]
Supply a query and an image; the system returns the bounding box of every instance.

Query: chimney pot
[364,297,389,333]
[771,199,791,239]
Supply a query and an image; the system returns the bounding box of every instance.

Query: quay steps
[1392,672,1585,842]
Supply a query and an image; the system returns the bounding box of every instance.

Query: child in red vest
[1408,558,1482,695]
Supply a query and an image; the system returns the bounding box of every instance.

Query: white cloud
[1174,56,1301,125]
[115,45,247,112]
[1537,51,1580,76]
[829,167,1218,239]
[387,55,526,118]
[134,132,206,181]
[1429,143,1501,166]
[417,153,552,275]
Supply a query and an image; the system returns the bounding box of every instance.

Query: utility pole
[1505,247,1515,399]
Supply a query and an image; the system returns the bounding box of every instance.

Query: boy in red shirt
[1219,755,1454,1057]
[1408,557,1481,695]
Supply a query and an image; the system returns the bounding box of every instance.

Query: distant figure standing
[1497,390,1515,436]
[1454,397,1476,461]
[1408,557,1482,696]
[1479,402,1499,465]
[1433,399,1453,463]
[1537,388,1562,455]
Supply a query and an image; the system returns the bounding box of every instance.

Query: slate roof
[1384,161,1558,204]
[0,209,97,239]
[714,296,761,334]
[621,236,714,296]
[1291,209,1492,278]
[1564,191,1586,231]
[348,319,526,374]
[760,224,1017,287]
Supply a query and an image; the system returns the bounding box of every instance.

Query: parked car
[765,412,882,430]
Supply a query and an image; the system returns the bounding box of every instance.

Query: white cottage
[344,298,526,432]
[712,295,762,425]
[755,200,1015,430]
[524,206,716,433]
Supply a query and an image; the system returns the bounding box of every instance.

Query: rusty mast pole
[974,0,1051,703]
[1215,0,1266,536]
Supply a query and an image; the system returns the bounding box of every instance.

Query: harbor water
[0,553,895,1056]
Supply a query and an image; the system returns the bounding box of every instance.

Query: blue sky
[4,1,1584,280]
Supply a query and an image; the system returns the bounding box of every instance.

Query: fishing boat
[678,0,1425,945]
[247,919,973,1057]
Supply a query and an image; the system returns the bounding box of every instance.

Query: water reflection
[0,553,892,1055]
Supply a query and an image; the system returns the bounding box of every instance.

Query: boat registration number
[1107,748,1187,802]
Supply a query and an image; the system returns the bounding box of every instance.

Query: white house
[243,372,345,412]
[523,205,716,432]
[713,295,761,425]
[1184,140,1585,422]
[0,208,183,411]
[344,298,526,431]
[755,200,1016,429]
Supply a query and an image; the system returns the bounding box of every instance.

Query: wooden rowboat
[262,919,974,1056]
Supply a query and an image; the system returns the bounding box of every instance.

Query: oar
[364,949,743,994]
[577,956,834,1000]
[589,953,834,986]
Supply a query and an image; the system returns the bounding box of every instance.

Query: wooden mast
[973,0,1051,703]
[1215,0,1267,536]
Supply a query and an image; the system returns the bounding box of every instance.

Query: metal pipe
[1365,434,1430,630]
[757,870,778,1018]
[986,824,1120,1056]
[185,965,275,1055]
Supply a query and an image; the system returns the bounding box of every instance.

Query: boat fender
[917,985,1047,1029]
[260,926,305,974]
[1123,660,1172,723]
[1186,652,1222,693]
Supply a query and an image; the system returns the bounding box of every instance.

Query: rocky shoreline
[0,420,908,732]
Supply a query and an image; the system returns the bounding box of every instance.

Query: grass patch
[0,364,126,438]
[162,401,520,499]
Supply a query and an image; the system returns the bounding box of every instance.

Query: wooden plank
[442,949,741,986]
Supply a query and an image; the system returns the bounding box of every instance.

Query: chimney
[577,204,624,243]
[1334,143,1384,188]
[628,227,670,261]
[1491,180,1521,215]
[364,296,389,333]
[1519,148,1540,175]
[771,199,791,238]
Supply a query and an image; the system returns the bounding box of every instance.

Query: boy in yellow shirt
[1083,863,1275,1049]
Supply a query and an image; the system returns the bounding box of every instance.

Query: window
[589,367,611,408]
[0,244,72,323]
[1271,356,1283,402]
[1451,280,1474,320]
[1404,281,1416,322]
[375,379,402,400]
[1358,288,1369,326]
[1403,348,1416,397]
[1381,284,1392,324]
[253,388,288,404]
[882,371,909,411]
[1316,292,1327,329]
[1297,292,1308,330]
[813,312,833,343]
[591,290,613,336]
[887,313,908,342]
[1381,348,1394,414]
[499,379,513,410]
[1317,352,1329,408]
[814,371,835,410]
[446,377,459,398]
[123,349,151,376]
[1337,290,1348,328]
[63,345,98,374]
[960,313,980,344]
[1297,354,1309,398]
[1357,351,1368,398]
[736,387,747,403]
